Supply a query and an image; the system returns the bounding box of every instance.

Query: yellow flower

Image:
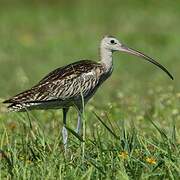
[119,151,128,159]
[146,157,156,165]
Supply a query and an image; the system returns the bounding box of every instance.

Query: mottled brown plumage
[4,60,106,111]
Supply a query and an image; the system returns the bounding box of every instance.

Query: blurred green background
[0,1,180,178]
[0,0,179,100]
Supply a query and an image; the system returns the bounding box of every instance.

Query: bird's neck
[100,48,113,73]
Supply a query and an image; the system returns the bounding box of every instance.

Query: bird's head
[101,35,123,52]
[100,35,174,80]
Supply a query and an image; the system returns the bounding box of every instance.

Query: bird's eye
[110,39,116,44]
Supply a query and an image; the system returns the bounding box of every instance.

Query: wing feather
[3,60,104,105]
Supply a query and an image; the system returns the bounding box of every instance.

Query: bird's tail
[3,102,28,112]
[3,87,38,112]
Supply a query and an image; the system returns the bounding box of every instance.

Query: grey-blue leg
[75,108,83,135]
[62,108,69,149]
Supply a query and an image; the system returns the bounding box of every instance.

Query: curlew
[3,36,173,148]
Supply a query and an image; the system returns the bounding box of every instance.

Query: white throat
[100,47,113,72]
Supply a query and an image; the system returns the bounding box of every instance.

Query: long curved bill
[119,45,174,80]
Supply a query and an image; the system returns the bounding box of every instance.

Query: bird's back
[3,60,106,111]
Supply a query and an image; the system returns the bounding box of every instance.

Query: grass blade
[65,126,84,142]
[93,112,119,139]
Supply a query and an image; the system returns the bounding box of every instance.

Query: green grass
[0,0,180,179]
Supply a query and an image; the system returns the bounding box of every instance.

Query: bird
[3,35,173,148]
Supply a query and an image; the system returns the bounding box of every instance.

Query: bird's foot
[75,128,79,135]
[62,126,68,151]
[75,121,81,135]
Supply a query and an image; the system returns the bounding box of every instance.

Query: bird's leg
[62,108,69,150]
[75,108,83,135]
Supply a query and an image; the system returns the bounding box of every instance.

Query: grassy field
[0,0,180,179]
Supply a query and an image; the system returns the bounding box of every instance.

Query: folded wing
[3,60,104,111]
